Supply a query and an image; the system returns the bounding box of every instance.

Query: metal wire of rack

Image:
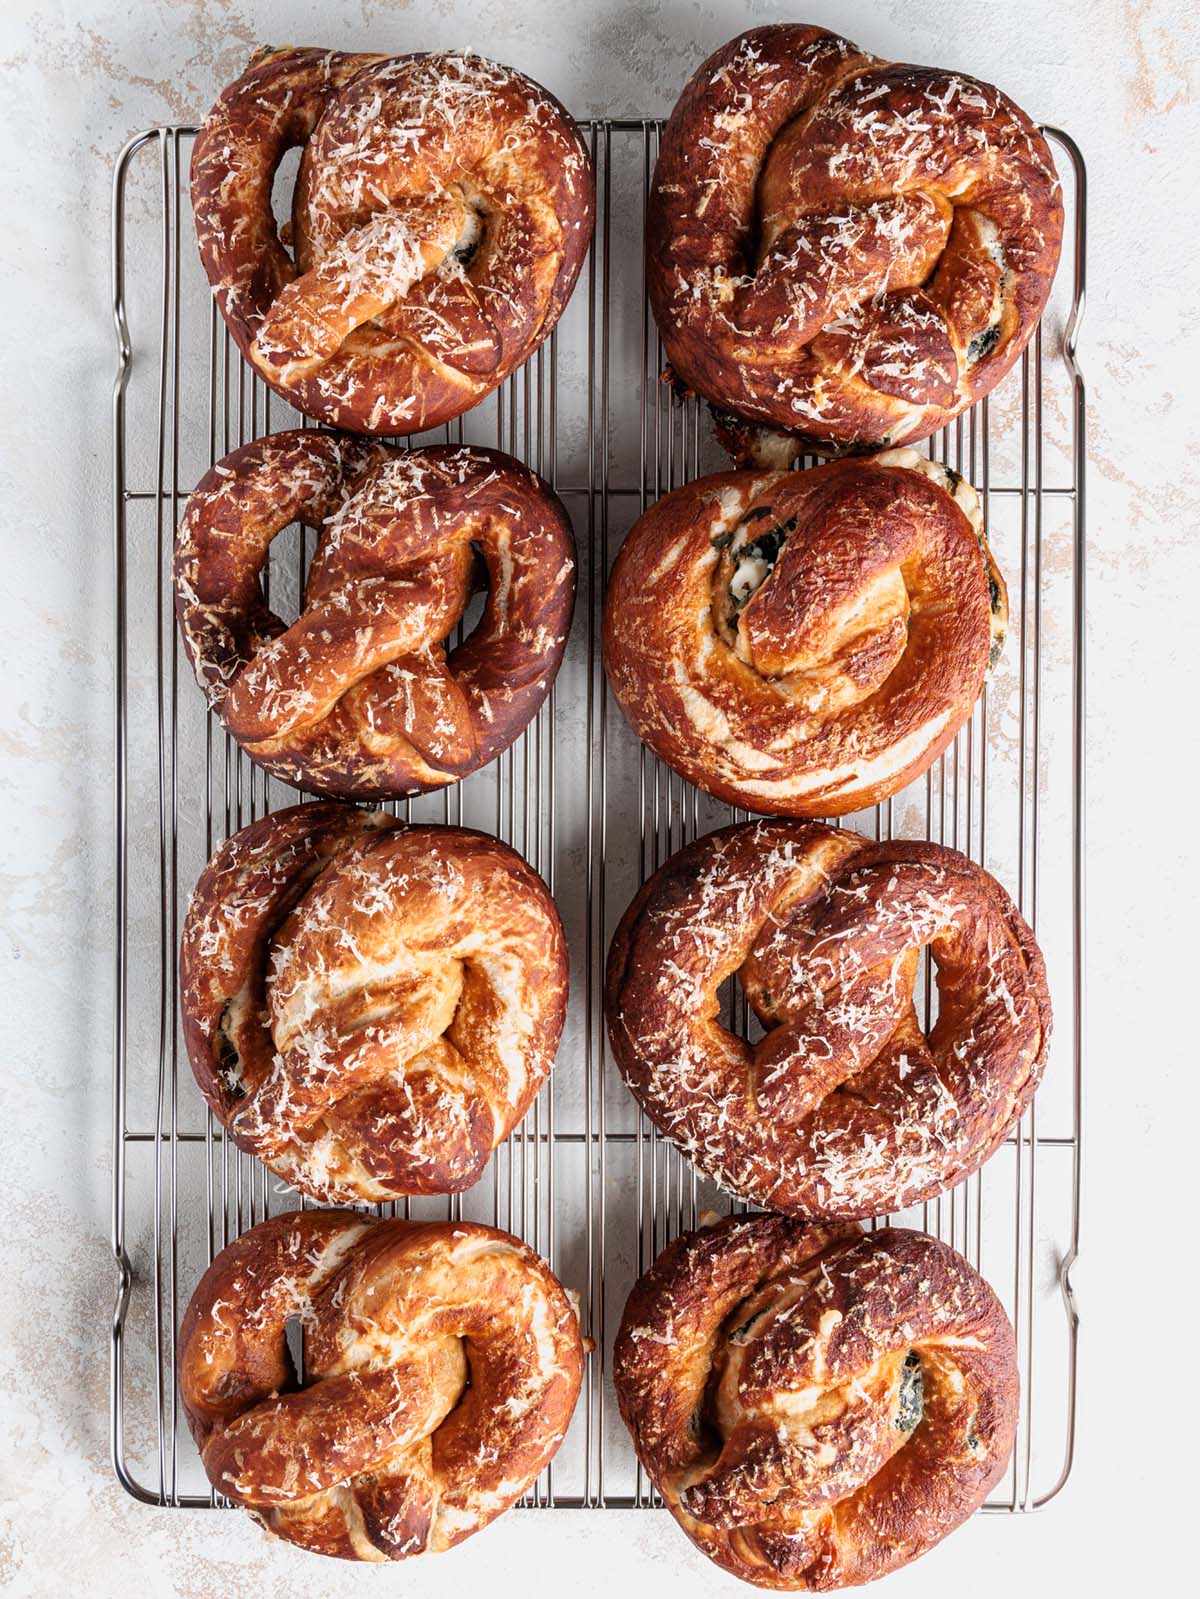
[111,120,1086,1516]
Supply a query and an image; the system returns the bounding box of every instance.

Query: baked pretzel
[606,820,1049,1219]
[175,429,575,799]
[180,804,567,1204]
[648,25,1062,460]
[603,450,1005,817]
[615,1214,1016,1590]
[192,47,593,433]
[180,1210,583,1561]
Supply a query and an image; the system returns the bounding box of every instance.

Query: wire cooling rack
[111,121,1086,1515]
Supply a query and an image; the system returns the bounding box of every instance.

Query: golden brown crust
[614,1215,1017,1589]
[192,48,593,434]
[602,453,1004,817]
[605,820,1049,1219]
[180,804,568,1204]
[175,430,575,800]
[647,25,1062,456]
[179,1211,584,1561]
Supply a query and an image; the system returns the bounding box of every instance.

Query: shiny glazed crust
[614,1215,1017,1589]
[647,25,1062,457]
[192,47,594,434]
[180,804,568,1204]
[602,452,1005,817]
[606,820,1049,1219]
[179,1211,584,1560]
[175,429,575,800]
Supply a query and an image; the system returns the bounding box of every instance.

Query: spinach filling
[894,1349,924,1434]
[723,513,797,621]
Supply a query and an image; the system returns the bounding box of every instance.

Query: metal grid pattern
[111,121,1086,1515]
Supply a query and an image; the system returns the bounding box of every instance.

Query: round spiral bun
[615,1214,1017,1590]
[648,25,1062,460]
[180,1211,583,1561]
[192,47,593,434]
[603,450,1005,818]
[180,804,567,1204]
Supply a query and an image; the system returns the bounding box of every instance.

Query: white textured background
[1,1,1196,1593]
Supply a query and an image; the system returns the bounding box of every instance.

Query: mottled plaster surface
[0,1,1196,1594]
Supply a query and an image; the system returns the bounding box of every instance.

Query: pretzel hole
[284,1312,306,1386]
[270,146,303,264]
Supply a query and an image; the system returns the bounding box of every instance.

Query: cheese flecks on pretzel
[648,25,1063,458]
[615,1215,1017,1590]
[192,47,594,434]
[603,452,1005,817]
[180,1211,584,1561]
[606,821,1049,1219]
[175,430,575,800]
[180,805,568,1204]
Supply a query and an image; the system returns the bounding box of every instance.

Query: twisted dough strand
[180,804,567,1204]
[192,47,593,433]
[180,1211,583,1561]
[615,1215,1016,1590]
[175,429,575,800]
[606,820,1049,1219]
[648,25,1062,457]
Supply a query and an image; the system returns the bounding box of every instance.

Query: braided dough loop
[614,1215,1016,1590]
[606,820,1050,1219]
[647,25,1062,458]
[603,451,1005,817]
[180,804,568,1204]
[180,1211,584,1561]
[175,429,575,800]
[192,47,593,433]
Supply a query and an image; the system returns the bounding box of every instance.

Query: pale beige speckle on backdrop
[0,1,1196,1594]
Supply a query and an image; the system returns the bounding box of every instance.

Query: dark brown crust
[605,820,1050,1219]
[179,1211,584,1561]
[614,1215,1017,1589]
[180,804,568,1204]
[191,48,594,434]
[647,25,1063,455]
[175,429,576,800]
[602,454,1001,817]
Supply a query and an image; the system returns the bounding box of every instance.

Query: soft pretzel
[175,429,575,799]
[603,450,1005,817]
[180,1210,583,1561]
[615,1214,1016,1589]
[180,804,567,1204]
[192,47,593,433]
[606,820,1049,1219]
[648,25,1062,460]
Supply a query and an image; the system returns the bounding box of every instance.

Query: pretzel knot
[603,451,1006,817]
[648,25,1063,458]
[606,821,1050,1219]
[180,1211,584,1561]
[180,804,567,1204]
[175,429,575,799]
[615,1215,1017,1590]
[192,47,594,433]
